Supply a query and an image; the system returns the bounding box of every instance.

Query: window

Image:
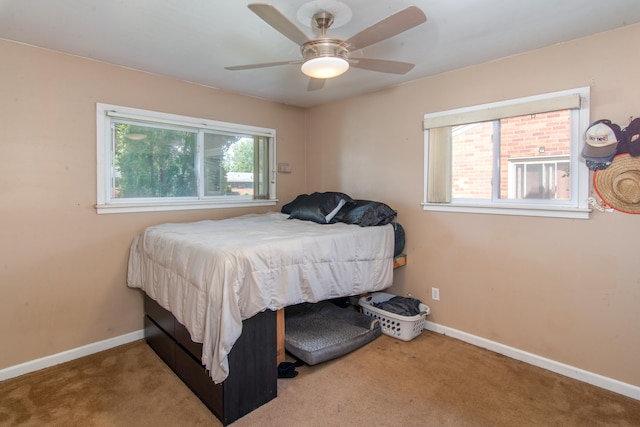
[423,87,590,219]
[96,103,276,214]
[508,155,570,200]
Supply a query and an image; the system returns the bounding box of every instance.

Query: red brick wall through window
[451,110,571,199]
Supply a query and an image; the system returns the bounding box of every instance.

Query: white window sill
[96,198,277,214]
[421,202,590,219]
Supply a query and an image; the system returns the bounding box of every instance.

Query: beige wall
[2,23,639,390]
[306,24,640,387]
[0,39,307,369]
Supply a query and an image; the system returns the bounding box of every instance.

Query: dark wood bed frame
[143,255,407,425]
[143,295,277,425]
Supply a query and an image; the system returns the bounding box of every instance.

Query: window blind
[426,127,452,203]
[423,93,581,130]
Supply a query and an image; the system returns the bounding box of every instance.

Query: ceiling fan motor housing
[301,38,349,62]
[301,10,349,63]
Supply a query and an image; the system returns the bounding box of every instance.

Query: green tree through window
[115,124,197,198]
[224,138,254,173]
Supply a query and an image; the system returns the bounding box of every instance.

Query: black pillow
[281,194,309,214]
[393,223,406,257]
[335,200,397,226]
[287,192,355,224]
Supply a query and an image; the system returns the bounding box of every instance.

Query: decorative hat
[582,119,622,164]
[617,117,640,157]
[594,154,640,214]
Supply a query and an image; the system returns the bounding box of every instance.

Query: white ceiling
[2,0,640,108]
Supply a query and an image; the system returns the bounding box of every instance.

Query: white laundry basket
[359,292,430,341]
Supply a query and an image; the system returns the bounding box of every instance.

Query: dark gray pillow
[287,192,355,224]
[281,194,309,214]
[393,223,406,257]
[335,200,397,226]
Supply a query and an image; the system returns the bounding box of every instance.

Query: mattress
[127,212,393,382]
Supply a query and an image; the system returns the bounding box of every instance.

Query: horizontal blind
[423,93,580,130]
[106,110,274,137]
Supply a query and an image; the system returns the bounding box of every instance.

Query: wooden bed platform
[144,295,277,425]
[142,254,406,425]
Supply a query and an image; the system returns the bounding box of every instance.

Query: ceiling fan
[225,3,427,90]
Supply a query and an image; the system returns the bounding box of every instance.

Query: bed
[127,193,399,424]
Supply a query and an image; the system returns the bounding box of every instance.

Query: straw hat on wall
[594,154,640,214]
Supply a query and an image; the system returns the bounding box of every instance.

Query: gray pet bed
[284,300,381,365]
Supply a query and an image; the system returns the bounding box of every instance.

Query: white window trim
[96,103,277,214]
[422,87,591,219]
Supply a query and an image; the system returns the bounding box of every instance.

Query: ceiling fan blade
[350,58,415,74]
[307,78,326,91]
[225,60,301,71]
[248,3,310,46]
[344,6,426,51]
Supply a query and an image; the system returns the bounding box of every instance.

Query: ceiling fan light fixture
[300,38,350,79]
[301,56,349,79]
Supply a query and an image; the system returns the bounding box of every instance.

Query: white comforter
[127,212,393,383]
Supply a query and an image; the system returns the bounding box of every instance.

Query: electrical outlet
[431,287,440,301]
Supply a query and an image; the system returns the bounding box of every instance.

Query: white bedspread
[127,212,393,383]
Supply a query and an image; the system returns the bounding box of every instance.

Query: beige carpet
[1,332,639,426]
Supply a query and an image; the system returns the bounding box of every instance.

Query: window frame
[96,103,277,214]
[422,87,591,219]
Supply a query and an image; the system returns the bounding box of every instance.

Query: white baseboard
[424,320,640,401]
[3,324,639,402]
[0,329,145,382]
